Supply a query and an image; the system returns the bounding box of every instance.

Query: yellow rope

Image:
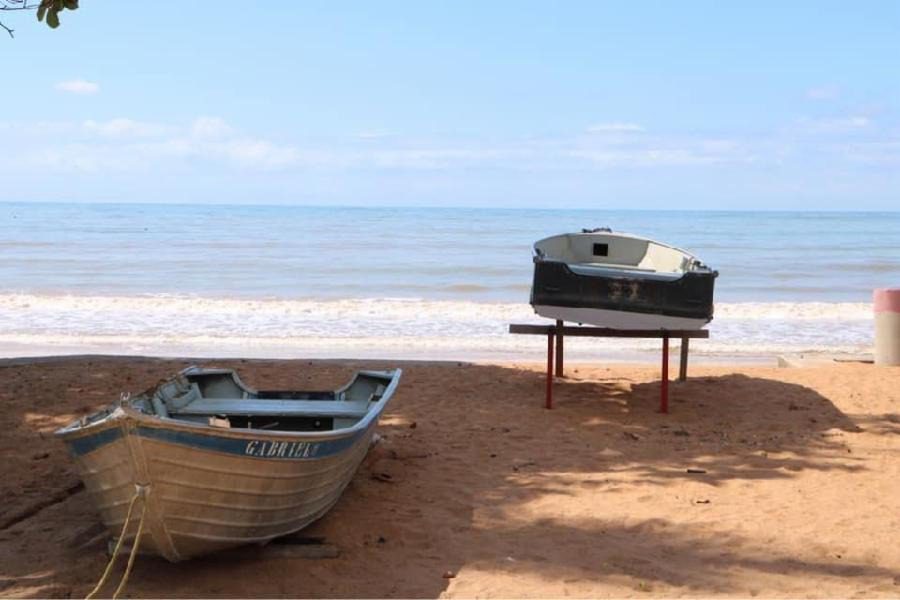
[85,485,148,600]
[112,497,147,600]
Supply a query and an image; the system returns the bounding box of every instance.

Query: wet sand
[0,357,898,598]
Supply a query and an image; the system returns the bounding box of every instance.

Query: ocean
[1,202,896,362]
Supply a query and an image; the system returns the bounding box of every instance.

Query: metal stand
[509,324,709,412]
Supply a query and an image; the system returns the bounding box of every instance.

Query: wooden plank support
[108,541,341,560]
[679,337,690,381]
[259,543,340,559]
[509,324,709,339]
[555,320,565,378]
[109,535,341,560]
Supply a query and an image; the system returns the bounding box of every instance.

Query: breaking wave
[0,293,874,360]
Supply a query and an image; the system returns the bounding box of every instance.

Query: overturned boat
[531,229,717,329]
[56,366,401,562]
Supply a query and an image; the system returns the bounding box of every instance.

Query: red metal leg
[660,336,669,413]
[546,331,555,409]
[555,319,564,378]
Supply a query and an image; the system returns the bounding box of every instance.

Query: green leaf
[63,0,78,8]
[46,9,59,28]
[36,3,47,22]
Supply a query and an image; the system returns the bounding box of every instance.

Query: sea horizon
[7,199,900,214]
[1,201,894,362]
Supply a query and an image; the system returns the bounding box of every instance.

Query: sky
[1,1,899,210]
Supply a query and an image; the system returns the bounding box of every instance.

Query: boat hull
[531,260,716,329]
[59,409,378,562]
[532,304,710,329]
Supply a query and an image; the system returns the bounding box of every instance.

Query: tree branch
[1,0,72,36]
[0,0,39,35]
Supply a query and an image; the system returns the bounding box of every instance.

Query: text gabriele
[244,440,321,459]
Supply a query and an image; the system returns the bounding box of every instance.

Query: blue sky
[2,1,898,209]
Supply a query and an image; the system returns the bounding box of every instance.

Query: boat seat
[170,398,371,419]
[577,262,655,272]
[569,263,683,281]
[637,243,690,272]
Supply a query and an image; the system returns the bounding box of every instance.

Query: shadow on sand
[0,358,896,598]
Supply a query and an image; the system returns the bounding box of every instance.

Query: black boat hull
[530,260,717,329]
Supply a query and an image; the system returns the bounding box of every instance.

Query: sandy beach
[5,1,900,597]
[1,356,898,598]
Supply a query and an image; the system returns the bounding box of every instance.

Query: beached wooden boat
[532,229,717,329]
[55,366,402,562]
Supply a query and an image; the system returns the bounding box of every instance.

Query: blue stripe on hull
[136,426,365,460]
[66,426,123,456]
[64,421,368,460]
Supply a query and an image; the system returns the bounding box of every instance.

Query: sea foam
[0,293,874,360]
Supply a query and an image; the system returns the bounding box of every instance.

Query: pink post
[874,288,900,366]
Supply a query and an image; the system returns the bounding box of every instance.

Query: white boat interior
[126,368,393,432]
[534,230,704,280]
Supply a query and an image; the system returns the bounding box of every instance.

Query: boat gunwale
[54,368,402,445]
[533,230,702,264]
[533,231,718,279]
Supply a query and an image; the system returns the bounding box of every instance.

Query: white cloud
[4,112,898,179]
[55,80,100,95]
[570,129,753,167]
[797,115,871,134]
[586,122,645,134]
[806,85,840,101]
[190,116,233,139]
[83,118,172,138]
[569,146,742,168]
[53,115,299,170]
[357,129,394,140]
[131,136,301,170]
[0,121,79,135]
[28,143,147,173]
[206,139,299,168]
[839,140,900,165]
[362,147,513,169]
